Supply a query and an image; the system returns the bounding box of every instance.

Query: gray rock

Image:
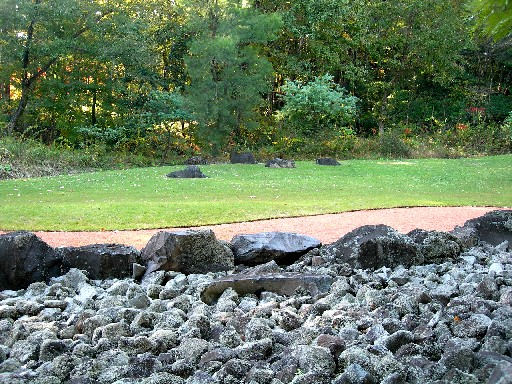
[451,225,480,249]
[486,361,512,384]
[230,151,257,164]
[231,232,321,266]
[452,313,492,338]
[316,157,341,166]
[321,225,423,269]
[235,338,273,360]
[408,229,462,262]
[61,243,140,280]
[296,345,336,376]
[333,363,377,383]
[141,230,234,275]
[166,165,207,178]
[265,158,296,168]
[0,231,62,290]
[462,210,512,246]
[200,272,333,304]
[1,212,511,384]
[383,330,414,353]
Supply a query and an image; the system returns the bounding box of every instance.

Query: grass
[1,155,511,231]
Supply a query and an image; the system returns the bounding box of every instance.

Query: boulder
[316,157,340,166]
[230,151,257,164]
[231,232,321,266]
[408,229,462,263]
[141,229,234,275]
[0,231,62,291]
[320,225,423,269]
[460,210,512,247]
[265,158,296,168]
[60,243,140,280]
[166,165,207,178]
[200,272,333,304]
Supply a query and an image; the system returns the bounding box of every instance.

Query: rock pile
[0,210,511,383]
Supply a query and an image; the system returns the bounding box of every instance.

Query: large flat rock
[200,272,333,304]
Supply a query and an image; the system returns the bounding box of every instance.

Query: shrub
[276,75,359,138]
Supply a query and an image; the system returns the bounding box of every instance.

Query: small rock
[230,151,256,164]
[166,165,207,178]
[316,157,341,166]
[265,158,296,168]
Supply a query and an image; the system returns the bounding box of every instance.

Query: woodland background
[1,0,512,167]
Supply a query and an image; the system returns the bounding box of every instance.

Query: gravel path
[21,206,507,249]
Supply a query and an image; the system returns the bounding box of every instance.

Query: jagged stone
[321,225,423,269]
[408,229,462,262]
[265,158,296,168]
[231,232,321,266]
[0,231,62,290]
[141,230,234,275]
[166,165,207,178]
[461,209,512,246]
[61,243,140,280]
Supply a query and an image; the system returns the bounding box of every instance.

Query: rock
[265,158,296,168]
[408,229,462,262]
[1,212,511,384]
[141,230,234,275]
[333,363,377,383]
[184,156,208,165]
[382,330,414,353]
[61,243,140,280]
[321,225,423,269]
[316,157,341,166]
[316,334,346,360]
[451,225,480,249]
[461,210,512,246]
[230,151,256,164]
[487,361,512,384]
[166,165,207,178]
[231,232,321,266]
[200,272,333,304]
[0,231,62,290]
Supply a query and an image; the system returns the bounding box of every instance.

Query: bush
[378,131,413,158]
[277,75,359,137]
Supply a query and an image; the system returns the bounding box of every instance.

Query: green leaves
[184,0,282,154]
[471,0,512,40]
[278,74,359,136]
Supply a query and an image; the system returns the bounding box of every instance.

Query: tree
[354,0,469,134]
[184,0,283,154]
[0,0,155,137]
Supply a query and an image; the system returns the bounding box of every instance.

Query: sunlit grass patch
[1,155,510,231]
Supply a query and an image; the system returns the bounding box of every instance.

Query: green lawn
[1,155,511,231]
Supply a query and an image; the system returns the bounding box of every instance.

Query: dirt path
[10,206,505,250]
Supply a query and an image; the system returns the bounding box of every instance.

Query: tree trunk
[378,92,389,136]
[91,89,97,125]
[6,81,30,135]
[0,81,9,101]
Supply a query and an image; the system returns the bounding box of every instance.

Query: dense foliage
[1,0,512,162]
